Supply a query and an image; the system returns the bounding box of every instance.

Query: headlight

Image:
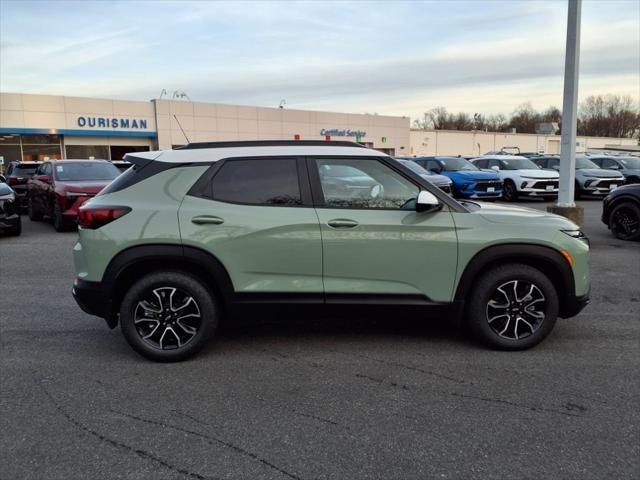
[0,192,15,201]
[562,229,589,245]
[584,180,594,187]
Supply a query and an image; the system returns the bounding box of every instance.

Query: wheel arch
[103,244,235,322]
[455,243,575,317]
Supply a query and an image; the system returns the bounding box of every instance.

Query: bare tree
[411,95,638,139]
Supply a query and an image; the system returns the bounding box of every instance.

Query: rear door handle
[327,219,359,229]
[191,215,224,225]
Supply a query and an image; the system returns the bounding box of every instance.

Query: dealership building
[0,92,410,164]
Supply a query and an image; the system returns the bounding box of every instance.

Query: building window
[22,144,62,161]
[0,134,22,168]
[21,134,61,144]
[66,145,110,160]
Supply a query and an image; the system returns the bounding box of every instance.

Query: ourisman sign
[77,116,148,129]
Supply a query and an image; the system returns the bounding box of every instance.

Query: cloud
[1,0,638,122]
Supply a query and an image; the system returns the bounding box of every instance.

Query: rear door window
[211,158,301,206]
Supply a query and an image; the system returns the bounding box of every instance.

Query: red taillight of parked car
[78,206,131,229]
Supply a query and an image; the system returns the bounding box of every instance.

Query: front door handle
[327,219,359,229]
[191,215,224,225]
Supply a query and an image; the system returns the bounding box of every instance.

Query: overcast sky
[1,0,638,121]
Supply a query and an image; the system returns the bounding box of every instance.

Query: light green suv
[72,140,590,361]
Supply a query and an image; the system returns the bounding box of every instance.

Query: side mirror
[428,167,442,174]
[36,174,50,184]
[0,175,5,183]
[416,190,441,213]
[490,165,500,171]
[370,183,384,198]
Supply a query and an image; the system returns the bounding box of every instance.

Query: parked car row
[1,152,638,243]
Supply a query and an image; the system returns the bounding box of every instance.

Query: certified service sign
[320,128,366,138]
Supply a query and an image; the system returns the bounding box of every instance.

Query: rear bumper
[72,278,117,328]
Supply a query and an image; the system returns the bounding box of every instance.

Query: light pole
[548,0,584,225]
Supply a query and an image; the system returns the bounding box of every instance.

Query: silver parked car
[395,158,453,194]
[532,155,625,198]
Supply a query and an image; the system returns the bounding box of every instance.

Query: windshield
[498,158,540,170]
[54,162,120,181]
[398,159,431,175]
[576,157,599,169]
[618,157,640,169]
[13,165,39,176]
[440,158,478,171]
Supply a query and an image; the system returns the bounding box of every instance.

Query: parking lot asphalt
[1,199,639,480]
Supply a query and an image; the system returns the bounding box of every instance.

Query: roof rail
[175,140,367,150]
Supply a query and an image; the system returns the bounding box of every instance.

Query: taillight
[78,206,131,229]
[7,177,18,185]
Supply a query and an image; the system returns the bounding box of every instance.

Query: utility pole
[549,0,584,225]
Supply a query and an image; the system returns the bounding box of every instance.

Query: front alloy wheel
[467,264,559,350]
[609,202,640,241]
[486,280,545,340]
[503,181,517,202]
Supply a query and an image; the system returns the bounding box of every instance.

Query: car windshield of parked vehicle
[13,165,39,176]
[397,159,432,176]
[499,158,540,170]
[618,157,640,169]
[54,162,120,181]
[576,157,599,169]
[440,158,478,171]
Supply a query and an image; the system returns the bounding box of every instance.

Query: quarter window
[315,158,419,210]
[211,158,301,206]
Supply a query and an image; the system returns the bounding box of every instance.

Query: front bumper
[72,278,117,328]
[560,290,590,318]
[0,214,20,232]
[581,179,624,196]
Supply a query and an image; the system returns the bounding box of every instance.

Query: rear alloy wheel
[502,180,517,202]
[53,202,66,232]
[28,198,42,221]
[120,271,218,361]
[467,264,558,350]
[609,202,640,241]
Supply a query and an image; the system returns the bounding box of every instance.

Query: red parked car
[27,159,121,231]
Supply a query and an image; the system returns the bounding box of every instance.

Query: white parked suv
[470,155,559,201]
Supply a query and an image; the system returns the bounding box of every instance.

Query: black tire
[9,218,22,236]
[502,180,518,202]
[609,202,640,241]
[466,264,559,350]
[28,197,42,221]
[120,271,218,362]
[574,181,582,200]
[53,202,66,232]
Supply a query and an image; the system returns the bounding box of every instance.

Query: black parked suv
[0,175,21,236]
[3,161,42,210]
[602,183,640,241]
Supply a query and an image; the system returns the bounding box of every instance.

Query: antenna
[173,114,190,144]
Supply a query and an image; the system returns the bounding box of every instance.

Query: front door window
[315,158,419,210]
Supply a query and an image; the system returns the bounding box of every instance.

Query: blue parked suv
[411,156,503,200]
